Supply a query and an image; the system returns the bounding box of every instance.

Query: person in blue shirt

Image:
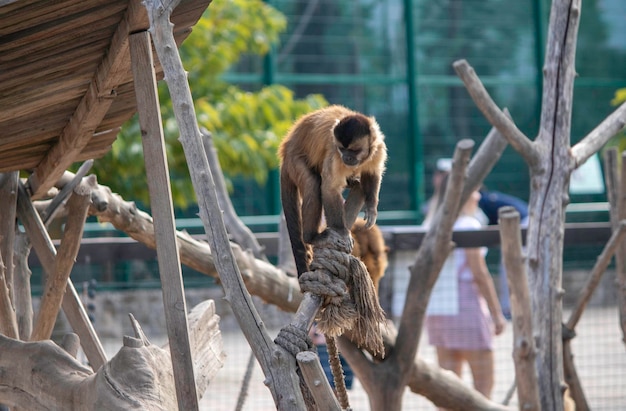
[478,189,529,226]
[478,188,529,319]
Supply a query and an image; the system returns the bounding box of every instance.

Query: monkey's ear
[331,118,341,138]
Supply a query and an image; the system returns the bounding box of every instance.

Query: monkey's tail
[280,171,309,277]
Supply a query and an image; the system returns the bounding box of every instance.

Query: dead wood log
[201,130,268,261]
[16,182,107,370]
[0,300,223,411]
[31,178,92,341]
[130,29,199,410]
[143,1,305,408]
[13,232,33,340]
[0,172,19,339]
[498,207,540,410]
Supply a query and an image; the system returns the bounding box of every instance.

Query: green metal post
[262,10,281,216]
[532,0,547,123]
[403,0,423,220]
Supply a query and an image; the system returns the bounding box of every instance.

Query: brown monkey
[278,105,387,276]
[351,218,389,293]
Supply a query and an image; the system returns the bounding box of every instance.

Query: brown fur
[278,105,387,276]
[351,218,389,292]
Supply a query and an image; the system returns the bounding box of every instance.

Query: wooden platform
[0,0,211,197]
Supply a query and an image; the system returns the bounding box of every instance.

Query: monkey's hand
[363,206,378,229]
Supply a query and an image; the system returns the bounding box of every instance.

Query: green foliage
[92,0,327,209]
[611,88,626,106]
[602,88,626,156]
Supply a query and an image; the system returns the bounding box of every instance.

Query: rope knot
[299,228,386,356]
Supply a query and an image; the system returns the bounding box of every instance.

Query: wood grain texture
[130,29,199,410]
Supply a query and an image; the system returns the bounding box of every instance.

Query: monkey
[350,218,389,293]
[278,105,387,276]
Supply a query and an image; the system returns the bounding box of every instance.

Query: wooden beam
[27,0,149,199]
[31,180,92,341]
[16,183,107,370]
[129,30,199,410]
[0,172,19,339]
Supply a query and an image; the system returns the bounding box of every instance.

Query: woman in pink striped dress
[425,183,507,402]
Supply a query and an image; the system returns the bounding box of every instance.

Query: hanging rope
[300,230,386,355]
[326,336,350,410]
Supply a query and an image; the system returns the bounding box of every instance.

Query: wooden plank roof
[0,0,211,198]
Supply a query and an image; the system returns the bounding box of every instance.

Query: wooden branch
[88,181,303,311]
[395,139,473,382]
[15,183,107,370]
[461,113,509,204]
[453,59,538,167]
[571,102,626,169]
[566,221,626,329]
[130,29,198,410]
[563,337,590,411]
[200,130,267,261]
[528,1,582,408]
[0,172,18,338]
[296,351,341,410]
[143,1,305,409]
[536,0,581,151]
[87,174,512,410]
[40,159,93,225]
[31,178,93,341]
[498,207,540,411]
[338,325,512,411]
[13,232,33,340]
[60,333,81,359]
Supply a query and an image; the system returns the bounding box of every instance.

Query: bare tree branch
[200,130,268,261]
[499,207,540,411]
[144,2,305,408]
[394,139,473,391]
[570,102,626,169]
[453,59,538,167]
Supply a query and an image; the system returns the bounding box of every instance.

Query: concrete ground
[197,306,625,410]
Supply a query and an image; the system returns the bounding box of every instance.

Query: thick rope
[300,230,386,355]
[326,335,351,410]
[274,228,385,410]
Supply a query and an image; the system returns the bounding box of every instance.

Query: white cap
[436,158,452,172]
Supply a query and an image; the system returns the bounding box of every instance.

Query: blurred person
[423,158,487,226]
[425,175,506,404]
[422,158,452,226]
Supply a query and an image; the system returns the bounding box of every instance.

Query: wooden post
[0,172,19,338]
[31,180,92,341]
[129,31,199,410]
[498,207,540,411]
[15,183,106,370]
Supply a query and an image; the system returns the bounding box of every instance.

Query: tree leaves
[92,0,327,210]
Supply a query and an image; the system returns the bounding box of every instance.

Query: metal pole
[403,0,423,220]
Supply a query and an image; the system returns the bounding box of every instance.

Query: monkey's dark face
[334,114,372,167]
[337,140,369,166]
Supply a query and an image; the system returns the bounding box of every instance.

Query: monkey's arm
[360,171,381,228]
[344,179,365,227]
[320,161,350,237]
